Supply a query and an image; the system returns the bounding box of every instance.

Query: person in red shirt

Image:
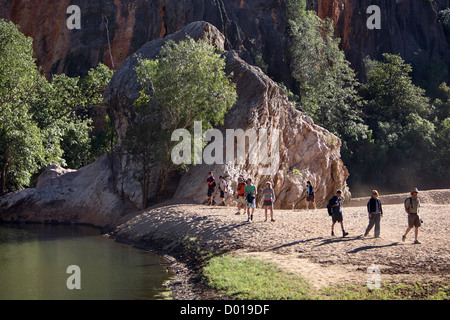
[235,176,246,215]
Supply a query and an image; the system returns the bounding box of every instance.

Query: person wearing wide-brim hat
[402,188,422,244]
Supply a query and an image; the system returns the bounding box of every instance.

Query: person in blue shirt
[330,190,349,237]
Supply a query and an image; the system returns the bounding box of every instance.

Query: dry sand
[114,189,450,292]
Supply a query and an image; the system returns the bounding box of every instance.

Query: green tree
[126,37,237,207]
[32,64,114,169]
[0,19,46,193]
[361,54,430,127]
[0,19,114,194]
[359,54,440,189]
[433,82,450,121]
[285,0,370,163]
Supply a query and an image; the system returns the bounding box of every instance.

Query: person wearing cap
[306,181,316,210]
[330,190,348,237]
[235,177,247,215]
[363,190,383,238]
[262,182,276,222]
[402,188,421,244]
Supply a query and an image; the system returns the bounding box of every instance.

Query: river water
[0,223,174,300]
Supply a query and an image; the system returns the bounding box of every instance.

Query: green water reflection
[0,224,174,300]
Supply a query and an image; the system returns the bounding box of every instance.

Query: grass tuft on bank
[203,254,450,300]
[203,254,312,300]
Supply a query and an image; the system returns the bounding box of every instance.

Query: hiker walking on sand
[244,178,257,222]
[235,177,246,215]
[263,182,276,222]
[329,190,349,237]
[402,188,422,244]
[306,181,316,210]
[363,190,383,238]
[218,176,228,206]
[204,171,216,206]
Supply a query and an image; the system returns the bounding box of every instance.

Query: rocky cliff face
[2,0,448,83]
[315,0,450,79]
[0,22,349,226]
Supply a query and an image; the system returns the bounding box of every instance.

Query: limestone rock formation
[104,20,350,209]
[173,49,349,209]
[0,157,136,227]
[0,21,349,227]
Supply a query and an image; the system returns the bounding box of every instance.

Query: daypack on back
[327,196,337,216]
[404,196,413,209]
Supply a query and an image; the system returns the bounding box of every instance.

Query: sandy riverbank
[111,189,450,299]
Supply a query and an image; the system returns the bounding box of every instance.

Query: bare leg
[404,227,412,238]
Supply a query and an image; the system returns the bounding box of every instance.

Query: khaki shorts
[408,213,421,228]
[237,195,245,205]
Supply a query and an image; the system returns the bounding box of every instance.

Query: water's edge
[0,220,211,300]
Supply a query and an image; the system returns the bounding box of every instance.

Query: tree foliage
[0,19,113,194]
[286,0,370,163]
[357,54,448,190]
[285,2,449,192]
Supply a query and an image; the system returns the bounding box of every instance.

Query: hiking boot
[342,231,349,237]
[414,239,421,244]
[235,211,241,215]
[331,231,335,236]
[271,219,275,222]
[402,235,406,242]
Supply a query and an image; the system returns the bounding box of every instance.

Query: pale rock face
[173,49,350,209]
[0,155,136,227]
[0,21,349,227]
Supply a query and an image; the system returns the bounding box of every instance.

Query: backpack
[404,196,413,209]
[327,196,337,216]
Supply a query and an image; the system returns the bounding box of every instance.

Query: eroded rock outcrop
[0,21,349,227]
[104,20,350,209]
[0,157,136,227]
[173,49,349,208]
